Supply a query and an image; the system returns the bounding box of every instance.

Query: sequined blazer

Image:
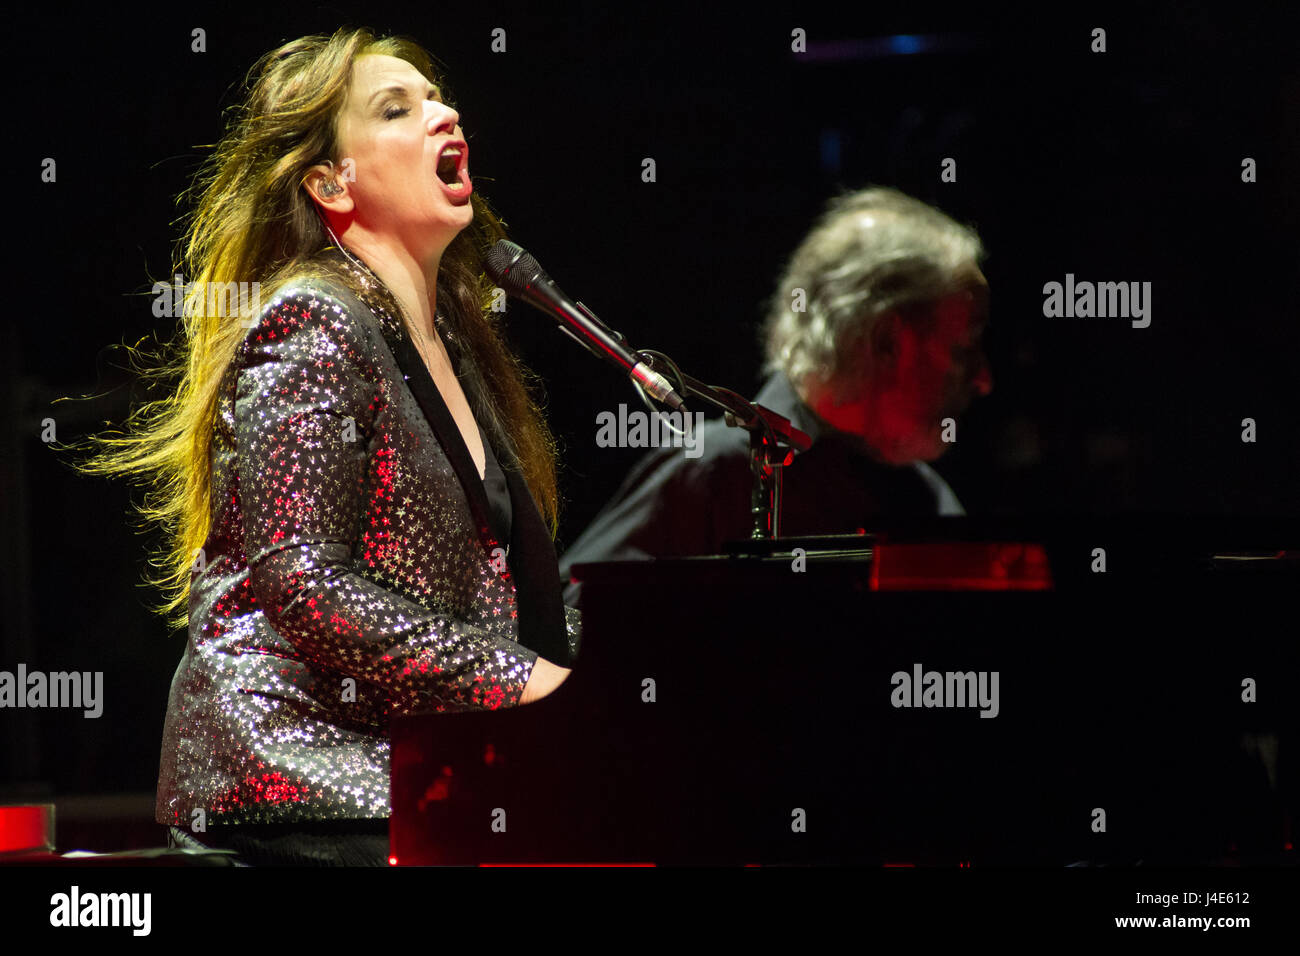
[156,249,580,827]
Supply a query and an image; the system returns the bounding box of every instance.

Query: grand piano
[391,515,1298,865]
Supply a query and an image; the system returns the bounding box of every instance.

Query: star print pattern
[155,257,571,827]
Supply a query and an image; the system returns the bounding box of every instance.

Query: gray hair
[761,186,984,396]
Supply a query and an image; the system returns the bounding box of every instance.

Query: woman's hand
[519,657,572,705]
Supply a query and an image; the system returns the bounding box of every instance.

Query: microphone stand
[573,303,811,540]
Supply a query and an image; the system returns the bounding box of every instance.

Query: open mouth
[435,141,471,200]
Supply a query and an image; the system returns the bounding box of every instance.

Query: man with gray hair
[560,187,992,602]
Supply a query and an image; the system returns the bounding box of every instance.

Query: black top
[433,306,513,547]
[478,422,513,545]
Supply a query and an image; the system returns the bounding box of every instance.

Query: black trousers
[167,819,390,867]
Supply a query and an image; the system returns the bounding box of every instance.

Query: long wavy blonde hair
[65,28,559,632]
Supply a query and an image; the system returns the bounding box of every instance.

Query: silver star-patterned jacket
[156,248,580,827]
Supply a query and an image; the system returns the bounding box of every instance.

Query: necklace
[409,320,447,379]
[320,221,446,365]
[317,221,492,498]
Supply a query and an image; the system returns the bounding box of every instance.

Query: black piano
[391,515,1298,865]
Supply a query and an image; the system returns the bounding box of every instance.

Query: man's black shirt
[559,372,964,605]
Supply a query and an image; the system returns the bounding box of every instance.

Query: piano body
[391,516,1298,865]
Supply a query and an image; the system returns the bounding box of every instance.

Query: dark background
[2,1,1296,832]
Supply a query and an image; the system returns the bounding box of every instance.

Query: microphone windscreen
[485,239,546,296]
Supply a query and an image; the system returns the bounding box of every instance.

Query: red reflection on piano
[478,862,656,867]
[870,541,1053,591]
[418,765,456,808]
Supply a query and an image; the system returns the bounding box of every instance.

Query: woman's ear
[302,160,354,213]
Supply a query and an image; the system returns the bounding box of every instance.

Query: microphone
[484,240,686,411]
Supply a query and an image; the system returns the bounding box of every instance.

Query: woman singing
[73,27,577,865]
